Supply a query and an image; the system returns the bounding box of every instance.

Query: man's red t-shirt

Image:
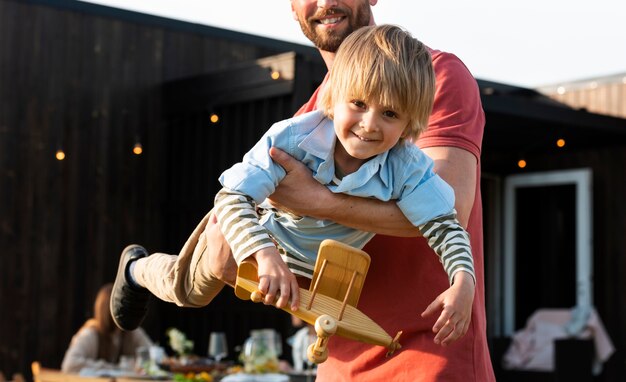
[295,50,495,382]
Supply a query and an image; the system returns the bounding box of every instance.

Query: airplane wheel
[307,343,328,364]
[315,314,337,337]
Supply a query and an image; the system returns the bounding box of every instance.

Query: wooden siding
[539,74,626,119]
[151,52,325,370]
[0,0,322,377]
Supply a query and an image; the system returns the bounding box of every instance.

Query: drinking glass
[208,332,228,362]
[242,329,281,373]
[135,346,151,374]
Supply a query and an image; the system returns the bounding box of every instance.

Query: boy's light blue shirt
[219,110,455,264]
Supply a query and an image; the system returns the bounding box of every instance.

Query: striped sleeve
[214,188,276,265]
[418,210,475,285]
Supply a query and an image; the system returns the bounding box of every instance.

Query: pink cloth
[503,308,614,374]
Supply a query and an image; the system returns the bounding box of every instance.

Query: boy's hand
[421,271,475,346]
[253,247,300,311]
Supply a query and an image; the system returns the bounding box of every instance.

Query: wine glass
[208,332,228,363]
[135,346,151,374]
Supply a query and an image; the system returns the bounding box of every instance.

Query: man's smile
[318,16,344,25]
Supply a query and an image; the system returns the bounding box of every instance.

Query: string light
[270,70,281,80]
[513,136,567,169]
[133,142,143,155]
[55,149,66,161]
[210,113,219,124]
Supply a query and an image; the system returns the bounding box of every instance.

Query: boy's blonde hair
[320,24,435,141]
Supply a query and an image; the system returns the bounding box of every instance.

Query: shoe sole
[110,244,149,331]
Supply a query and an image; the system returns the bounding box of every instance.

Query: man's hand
[268,147,329,218]
[421,271,475,346]
[269,146,419,236]
[253,246,300,311]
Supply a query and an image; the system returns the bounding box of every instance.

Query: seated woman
[61,283,153,373]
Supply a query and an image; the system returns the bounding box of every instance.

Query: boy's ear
[400,125,411,139]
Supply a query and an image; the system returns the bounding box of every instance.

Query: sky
[80,0,626,88]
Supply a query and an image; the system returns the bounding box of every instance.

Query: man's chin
[317,42,342,53]
[313,32,347,53]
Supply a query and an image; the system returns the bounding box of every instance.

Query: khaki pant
[133,211,227,307]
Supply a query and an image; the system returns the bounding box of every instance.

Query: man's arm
[421,146,477,228]
[267,146,477,236]
[267,148,418,237]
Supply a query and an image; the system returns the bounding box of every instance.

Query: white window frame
[502,168,593,335]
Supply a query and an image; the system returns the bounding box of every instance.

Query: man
[113,0,494,380]
[257,1,494,380]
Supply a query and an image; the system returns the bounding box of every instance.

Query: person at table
[111,1,494,381]
[61,283,153,373]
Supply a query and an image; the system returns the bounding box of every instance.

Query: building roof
[25,0,320,57]
[478,79,626,154]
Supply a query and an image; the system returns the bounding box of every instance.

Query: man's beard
[296,3,371,53]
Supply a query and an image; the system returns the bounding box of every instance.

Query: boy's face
[332,97,409,163]
[291,0,373,52]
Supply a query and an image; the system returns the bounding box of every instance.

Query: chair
[32,362,67,382]
[31,362,114,382]
[492,307,612,381]
[492,337,594,382]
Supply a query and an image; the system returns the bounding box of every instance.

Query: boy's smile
[352,131,376,142]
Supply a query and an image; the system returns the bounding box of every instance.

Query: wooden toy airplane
[235,239,402,364]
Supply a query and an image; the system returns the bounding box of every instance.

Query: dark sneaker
[110,244,151,331]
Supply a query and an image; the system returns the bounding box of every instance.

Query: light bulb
[133,143,143,155]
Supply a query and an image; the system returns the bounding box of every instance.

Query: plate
[158,358,231,374]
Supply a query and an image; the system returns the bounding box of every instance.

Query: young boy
[111,25,475,336]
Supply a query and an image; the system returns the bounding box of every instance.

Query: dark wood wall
[555,147,626,381]
[0,0,322,377]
